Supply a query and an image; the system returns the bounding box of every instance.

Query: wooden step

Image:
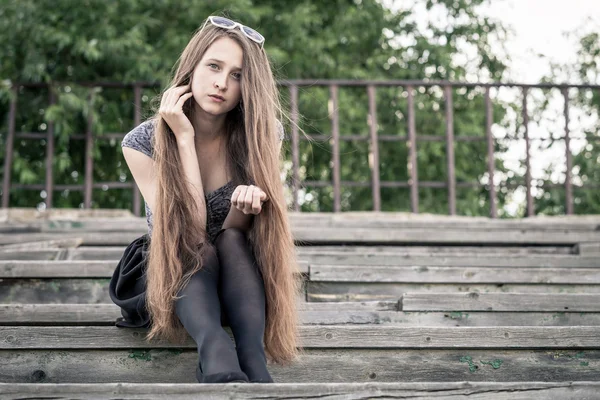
[4,279,599,305]
[402,293,600,311]
[0,260,308,278]
[6,211,600,229]
[70,244,577,260]
[2,381,600,398]
[307,282,600,302]
[0,227,597,246]
[309,265,600,284]
[1,255,598,279]
[1,348,598,383]
[3,302,600,327]
[2,325,599,349]
[0,245,575,262]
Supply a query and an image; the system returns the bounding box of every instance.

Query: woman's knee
[214,227,247,248]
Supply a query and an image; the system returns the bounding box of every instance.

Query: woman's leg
[214,227,274,383]
[174,244,249,383]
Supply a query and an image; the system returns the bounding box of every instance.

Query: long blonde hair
[142,18,304,365]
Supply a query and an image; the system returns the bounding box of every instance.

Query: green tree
[0,0,538,217]
[533,30,600,215]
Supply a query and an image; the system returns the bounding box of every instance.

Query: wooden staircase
[1,209,599,399]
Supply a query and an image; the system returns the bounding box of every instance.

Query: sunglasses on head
[202,16,265,49]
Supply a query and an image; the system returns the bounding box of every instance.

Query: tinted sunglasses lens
[211,17,236,28]
[242,26,264,43]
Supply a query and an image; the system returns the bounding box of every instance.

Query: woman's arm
[222,205,254,232]
[222,138,282,232]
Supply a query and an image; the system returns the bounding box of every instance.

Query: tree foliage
[0,0,593,216]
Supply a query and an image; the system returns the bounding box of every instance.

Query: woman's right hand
[158,84,195,143]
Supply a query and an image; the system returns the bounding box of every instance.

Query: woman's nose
[214,76,227,90]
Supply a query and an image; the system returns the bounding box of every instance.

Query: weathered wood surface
[1,382,600,399]
[401,293,600,311]
[71,245,576,260]
[0,279,306,305]
[72,248,585,264]
[0,250,60,260]
[309,265,600,284]
[286,212,600,229]
[296,245,576,255]
[2,326,600,349]
[3,303,600,327]
[0,260,308,277]
[0,232,142,246]
[292,227,600,244]
[5,279,599,305]
[3,256,599,279]
[578,242,600,256]
[0,208,134,221]
[0,279,111,304]
[0,349,598,383]
[0,227,597,246]
[4,210,599,228]
[0,238,83,250]
[0,261,118,278]
[307,282,600,302]
[302,253,598,267]
[1,211,599,393]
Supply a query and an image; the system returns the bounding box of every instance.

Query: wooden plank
[401,293,600,312]
[578,243,600,256]
[289,212,600,230]
[3,253,598,279]
[0,260,310,277]
[0,238,83,250]
[3,280,598,306]
[0,208,134,221]
[7,259,599,281]
[0,279,306,305]
[292,227,600,245]
[4,304,600,327]
[0,228,597,247]
[309,265,600,284]
[0,278,111,304]
[0,349,598,383]
[1,326,600,349]
[38,219,146,232]
[0,261,118,278]
[10,213,599,231]
[301,253,600,267]
[306,282,600,302]
[0,300,398,317]
[70,245,576,261]
[0,250,60,260]
[0,232,143,246]
[5,254,600,279]
[290,219,600,231]
[2,381,600,398]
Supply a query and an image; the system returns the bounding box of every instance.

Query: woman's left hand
[231,184,269,215]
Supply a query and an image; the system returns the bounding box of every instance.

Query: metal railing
[2,80,599,217]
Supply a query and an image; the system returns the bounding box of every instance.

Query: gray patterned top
[121,119,285,243]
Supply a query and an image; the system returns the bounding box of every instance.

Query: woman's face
[191,36,244,116]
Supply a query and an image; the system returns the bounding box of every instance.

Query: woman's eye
[208,64,240,80]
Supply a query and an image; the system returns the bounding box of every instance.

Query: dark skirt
[109,234,152,328]
[109,232,231,329]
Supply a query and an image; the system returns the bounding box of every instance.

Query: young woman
[108,15,303,384]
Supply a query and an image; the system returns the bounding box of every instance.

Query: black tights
[174,227,273,383]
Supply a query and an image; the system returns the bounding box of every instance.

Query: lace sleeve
[121,120,155,158]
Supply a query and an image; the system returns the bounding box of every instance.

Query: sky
[383,0,599,215]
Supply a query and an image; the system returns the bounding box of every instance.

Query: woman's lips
[209,95,225,102]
